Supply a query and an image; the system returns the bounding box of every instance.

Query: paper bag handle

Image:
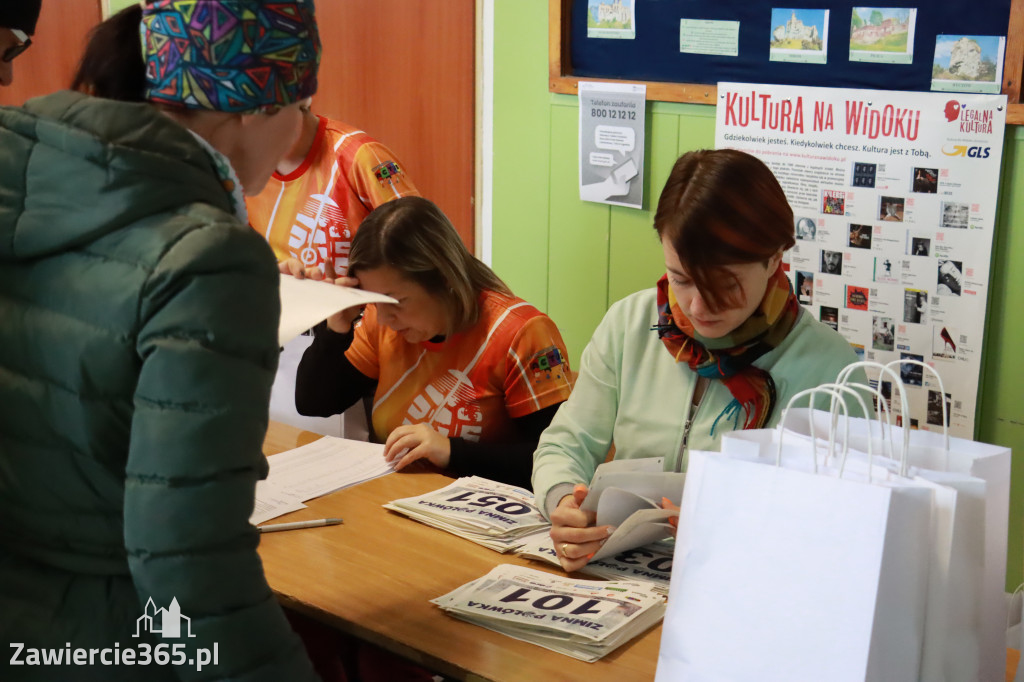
[1007,582,1024,632]
[837,360,950,475]
[777,385,874,480]
[884,358,951,455]
[834,361,904,465]
[830,379,896,461]
[835,361,911,473]
[815,383,877,476]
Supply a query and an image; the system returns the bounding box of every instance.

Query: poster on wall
[715,81,1006,438]
[578,81,646,209]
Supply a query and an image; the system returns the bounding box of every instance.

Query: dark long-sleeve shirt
[295,325,563,489]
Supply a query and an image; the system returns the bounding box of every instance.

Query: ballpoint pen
[258,518,344,533]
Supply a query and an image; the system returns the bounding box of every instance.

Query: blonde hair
[349,197,511,335]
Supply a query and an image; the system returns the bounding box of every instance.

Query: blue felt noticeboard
[570,0,1012,94]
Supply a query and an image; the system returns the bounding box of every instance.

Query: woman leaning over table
[534,149,867,572]
[295,196,573,490]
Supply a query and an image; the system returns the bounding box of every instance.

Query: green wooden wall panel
[546,103,612,366]
[105,0,136,15]
[489,1,553,311]
[977,126,1024,588]
[674,104,718,153]
[607,111,680,305]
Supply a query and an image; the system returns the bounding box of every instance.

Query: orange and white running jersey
[346,290,573,443]
[246,115,419,278]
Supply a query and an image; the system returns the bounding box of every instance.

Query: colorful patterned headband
[142,0,321,114]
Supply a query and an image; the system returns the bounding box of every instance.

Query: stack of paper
[432,564,666,662]
[383,477,549,552]
[581,458,684,560]
[251,436,394,524]
[515,531,673,595]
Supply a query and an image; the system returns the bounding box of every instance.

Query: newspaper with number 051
[384,476,549,552]
[432,564,666,662]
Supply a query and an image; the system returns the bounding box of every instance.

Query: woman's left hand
[383,424,451,471]
[661,497,680,538]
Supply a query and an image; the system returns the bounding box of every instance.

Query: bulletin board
[550,0,1024,124]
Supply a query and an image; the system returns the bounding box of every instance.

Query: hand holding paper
[323,276,364,334]
[580,458,684,561]
[277,274,397,346]
[278,257,326,281]
[550,483,605,572]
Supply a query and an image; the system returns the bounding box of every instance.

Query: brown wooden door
[311,1,476,249]
[1,0,477,251]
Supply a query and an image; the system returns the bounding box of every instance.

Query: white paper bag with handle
[656,387,934,682]
[729,369,989,681]
[793,359,1010,682]
[725,410,987,682]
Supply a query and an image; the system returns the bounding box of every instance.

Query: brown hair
[654,149,795,312]
[70,4,146,102]
[349,197,511,335]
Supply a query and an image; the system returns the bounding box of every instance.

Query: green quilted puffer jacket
[0,91,318,681]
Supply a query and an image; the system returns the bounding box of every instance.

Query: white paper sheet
[278,276,397,346]
[264,436,394,503]
[592,488,679,560]
[250,480,307,525]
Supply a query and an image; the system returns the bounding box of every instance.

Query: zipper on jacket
[675,377,709,473]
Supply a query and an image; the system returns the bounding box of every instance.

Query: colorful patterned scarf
[654,265,801,431]
[142,0,321,113]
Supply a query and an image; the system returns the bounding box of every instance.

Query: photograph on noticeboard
[770,8,829,64]
[587,0,636,40]
[932,35,1005,94]
[849,8,916,64]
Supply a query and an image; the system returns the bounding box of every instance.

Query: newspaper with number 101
[432,564,666,662]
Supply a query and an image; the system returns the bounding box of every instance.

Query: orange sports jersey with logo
[246,115,419,277]
[345,290,573,444]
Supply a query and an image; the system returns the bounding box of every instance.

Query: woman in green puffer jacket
[0,2,324,680]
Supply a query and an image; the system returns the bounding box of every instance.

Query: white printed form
[250,481,306,525]
[252,437,394,524]
[679,19,740,56]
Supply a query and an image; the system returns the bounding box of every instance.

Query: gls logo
[942,145,991,159]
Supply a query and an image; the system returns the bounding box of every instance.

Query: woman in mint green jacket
[534,150,865,573]
[0,2,322,679]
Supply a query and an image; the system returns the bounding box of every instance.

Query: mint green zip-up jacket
[0,92,317,681]
[533,288,865,516]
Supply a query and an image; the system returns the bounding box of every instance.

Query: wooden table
[259,421,662,682]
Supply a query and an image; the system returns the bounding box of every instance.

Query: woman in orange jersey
[247,100,419,279]
[295,196,572,489]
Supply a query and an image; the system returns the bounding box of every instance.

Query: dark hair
[0,0,42,35]
[654,149,795,312]
[70,5,146,102]
[349,197,512,335]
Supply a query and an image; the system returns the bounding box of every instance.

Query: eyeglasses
[3,28,31,63]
